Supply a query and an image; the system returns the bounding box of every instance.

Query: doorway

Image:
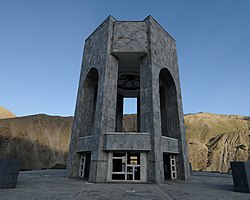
[78,152,91,179]
[111,152,141,181]
[163,153,177,180]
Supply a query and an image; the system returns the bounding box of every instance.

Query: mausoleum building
[66,16,190,183]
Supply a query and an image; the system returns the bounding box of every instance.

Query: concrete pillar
[140,54,156,182]
[137,95,140,132]
[115,94,123,132]
[88,17,118,182]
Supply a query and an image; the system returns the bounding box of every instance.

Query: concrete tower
[66,16,190,183]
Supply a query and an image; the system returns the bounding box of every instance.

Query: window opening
[123,98,138,132]
[123,98,137,115]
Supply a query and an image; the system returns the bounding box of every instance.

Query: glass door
[126,153,140,181]
[111,152,141,181]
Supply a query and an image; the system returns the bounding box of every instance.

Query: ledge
[161,136,179,153]
[77,136,93,152]
[103,132,151,151]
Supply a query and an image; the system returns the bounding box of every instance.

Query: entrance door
[111,152,141,181]
[126,165,140,180]
[79,154,85,178]
[170,154,177,179]
[163,153,177,180]
[79,152,91,178]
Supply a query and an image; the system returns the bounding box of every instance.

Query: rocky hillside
[123,114,137,132]
[0,114,73,170]
[123,113,250,172]
[0,107,249,173]
[185,113,250,172]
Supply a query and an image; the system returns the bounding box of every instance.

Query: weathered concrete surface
[67,15,190,183]
[160,172,250,200]
[140,16,190,182]
[112,21,148,54]
[103,132,151,151]
[161,137,179,153]
[66,15,118,181]
[0,169,249,200]
[77,136,93,152]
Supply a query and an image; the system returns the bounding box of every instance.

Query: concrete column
[91,55,118,182]
[140,54,156,182]
[151,68,165,184]
[115,94,123,132]
[173,53,191,180]
[67,69,98,178]
[89,17,118,182]
[137,95,140,132]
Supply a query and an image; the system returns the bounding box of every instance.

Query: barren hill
[0,106,16,119]
[123,113,250,172]
[0,108,249,172]
[0,114,73,170]
[185,112,250,172]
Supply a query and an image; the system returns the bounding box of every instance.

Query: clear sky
[0,0,249,117]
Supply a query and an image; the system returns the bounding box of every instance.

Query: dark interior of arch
[79,68,99,137]
[159,69,180,138]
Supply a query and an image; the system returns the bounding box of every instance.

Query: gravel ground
[0,169,249,200]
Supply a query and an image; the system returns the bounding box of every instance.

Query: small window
[123,98,137,114]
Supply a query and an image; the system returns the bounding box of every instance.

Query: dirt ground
[0,169,249,200]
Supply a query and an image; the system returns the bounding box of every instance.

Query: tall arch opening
[114,53,141,132]
[159,68,180,138]
[79,67,99,137]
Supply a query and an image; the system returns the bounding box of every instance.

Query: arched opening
[114,53,141,132]
[159,68,180,138]
[79,67,99,137]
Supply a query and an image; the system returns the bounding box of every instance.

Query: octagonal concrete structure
[66,16,190,183]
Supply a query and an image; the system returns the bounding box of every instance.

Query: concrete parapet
[104,132,151,151]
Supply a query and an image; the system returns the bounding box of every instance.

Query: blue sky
[0,0,249,116]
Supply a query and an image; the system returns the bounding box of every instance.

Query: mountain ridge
[0,108,249,172]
